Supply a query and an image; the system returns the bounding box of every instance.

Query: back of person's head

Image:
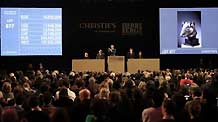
[179,86,190,96]
[190,87,201,98]
[109,91,121,104]
[2,82,12,93]
[153,88,165,107]
[39,83,50,94]
[124,79,134,88]
[1,107,19,122]
[89,77,96,85]
[51,108,70,122]
[43,91,53,105]
[15,93,25,105]
[99,88,110,100]
[172,92,186,109]
[26,111,50,122]
[138,81,146,91]
[162,98,176,115]
[112,80,121,90]
[13,85,24,98]
[59,88,69,99]
[28,94,40,109]
[188,100,201,119]
[146,80,155,89]
[79,88,91,101]
[62,79,70,88]
[202,86,217,105]
[181,74,186,79]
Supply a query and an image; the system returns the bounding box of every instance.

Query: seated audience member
[88,92,111,122]
[54,88,74,107]
[95,87,110,100]
[96,49,105,59]
[79,88,91,102]
[1,107,19,122]
[72,89,92,122]
[0,82,14,104]
[138,81,146,92]
[23,82,36,96]
[186,86,201,105]
[190,87,201,100]
[142,89,165,122]
[41,91,54,108]
[161,98,176,122]
[183,84,202,122]
[108,91,123,122]
[55,79,76,102]
[179,75,193,87]
[50,107,71,122]
[126,48,136,59]
[187,100,202,122]
[28,95,42,111]
[26,110,50,122]
[14,93,25,116]
[200,84,218,122]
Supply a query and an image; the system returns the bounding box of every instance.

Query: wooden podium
[107,56,125,73]
[127,59,160,73]
[72,59,105,72]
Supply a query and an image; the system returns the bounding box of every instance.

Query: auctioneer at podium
[107,44,116,56]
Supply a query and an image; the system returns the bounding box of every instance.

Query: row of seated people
[0,67,218,122]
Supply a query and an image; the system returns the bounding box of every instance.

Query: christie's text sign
[80,22,116,32]
[79,22,143,36]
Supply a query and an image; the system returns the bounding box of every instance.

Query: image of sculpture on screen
[177,11,201,48]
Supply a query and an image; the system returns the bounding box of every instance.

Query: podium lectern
[127,59,160,73]
[107,56,125,73]
[72,59,105,72]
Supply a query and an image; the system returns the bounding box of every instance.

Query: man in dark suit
[96,49,105,59]
[108,44,116,56]
[126,48,135,59]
